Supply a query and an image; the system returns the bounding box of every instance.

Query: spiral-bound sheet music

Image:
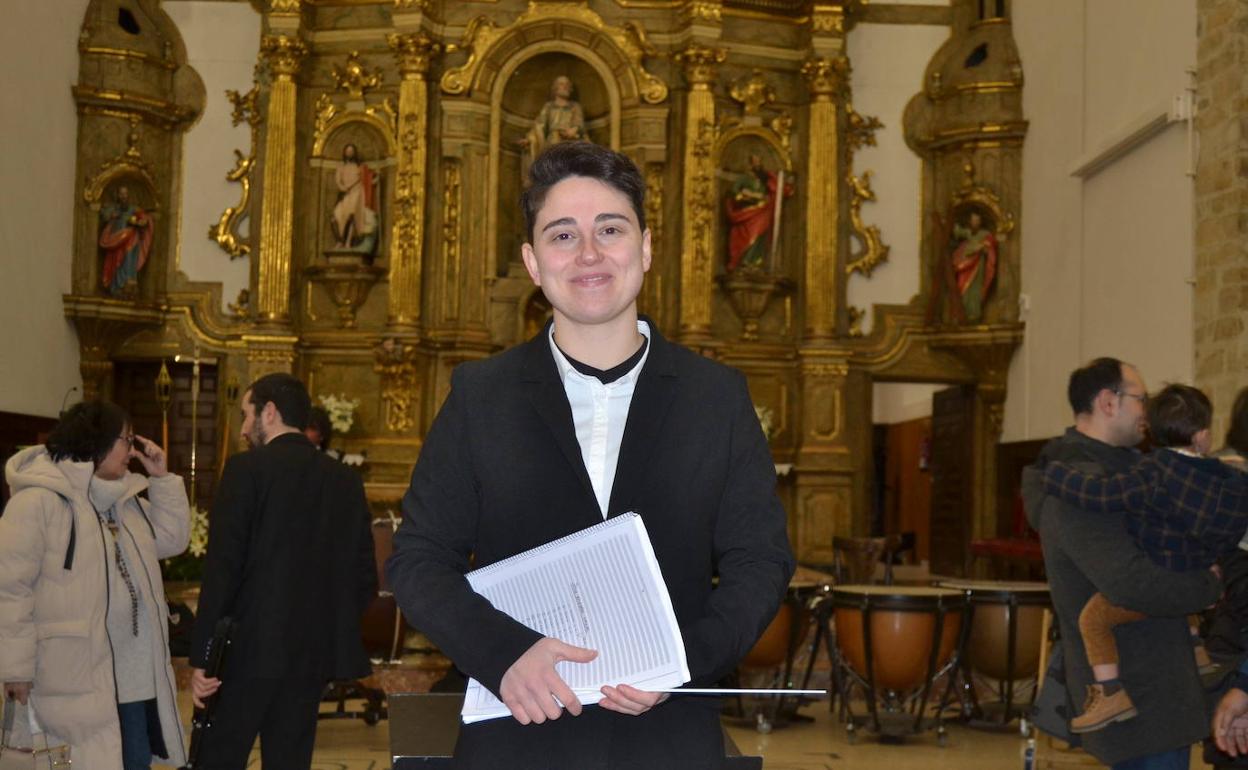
[461,512,690,724]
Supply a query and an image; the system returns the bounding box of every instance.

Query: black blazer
[388,320,795,768]
[191,432,377,682]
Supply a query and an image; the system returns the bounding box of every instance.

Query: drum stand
[947,590,1045,730]
[829,595,966,746]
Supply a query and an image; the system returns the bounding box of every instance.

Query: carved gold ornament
[730,70,776,118]
[373,337,421,433]
[847,306,865,337]
[845,170,889,277]
[83,116,158,208]
[677,45,728,87]
[801,55,850,98]
[682,0,723,25]
[311,92,398,158]
[259,35,306,78]
[333,51,384,101]
[442,4,668,105]
[846,104,883,152]
[209,87,261,260]
[388,31,440,76]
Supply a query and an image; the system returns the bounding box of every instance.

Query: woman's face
[95,425,134,480]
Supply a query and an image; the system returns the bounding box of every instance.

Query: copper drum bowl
[832,586,965,692]
[939,580,1050,681]
[741,602,810,669]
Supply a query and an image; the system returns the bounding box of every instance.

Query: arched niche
[86,170,161,302]
[310,119,396,265]
[494,50,615,275]
[713,126,794,277]
[439,6,668,279]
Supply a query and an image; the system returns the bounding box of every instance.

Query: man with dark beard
[189,373,376,768]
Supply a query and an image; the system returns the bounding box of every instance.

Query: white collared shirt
[548,320,652,517]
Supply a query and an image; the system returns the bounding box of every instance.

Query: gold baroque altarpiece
[65,0,1026,570]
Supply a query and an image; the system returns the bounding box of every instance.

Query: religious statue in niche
[946,206,998,323]
[330,143,380,260]
[724,154,793,273]
[98,184,153,298]
[519,76,586,171]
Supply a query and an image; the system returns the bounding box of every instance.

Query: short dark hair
[1067,357,1126,415]
[1226,387,1248,455]
[1147,383,1212,448]
[247,373,311,430]
[520,142,646,242]
[306,405,333,448]
[46,401,130,464]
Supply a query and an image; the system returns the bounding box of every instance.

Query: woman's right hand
[3,681,31,704]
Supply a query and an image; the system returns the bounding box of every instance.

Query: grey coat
[1023,428,1223,765]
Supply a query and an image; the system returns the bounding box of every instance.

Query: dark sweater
[1023,428,1222,764]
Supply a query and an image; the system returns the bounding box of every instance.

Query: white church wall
[873,382,942,425]
[845,20,951,337]
[1003,0,1195,442]
[845,9,949,427]
[0,0,89,417]
[164,1,260,313]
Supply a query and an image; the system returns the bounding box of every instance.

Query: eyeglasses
[1115,390,1148,406]
[118,433,135,448]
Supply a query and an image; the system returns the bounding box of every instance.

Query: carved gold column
[254,34,306,326]
[801,56,849,341]
[675,45,725,346]
[387,32,439,330]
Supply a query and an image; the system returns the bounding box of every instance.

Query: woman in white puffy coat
[0,401,189,769]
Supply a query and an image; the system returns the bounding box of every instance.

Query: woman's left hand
[131,435,168,478]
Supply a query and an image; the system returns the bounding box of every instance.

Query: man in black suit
[388,142,795,768]
[190,373,376,768]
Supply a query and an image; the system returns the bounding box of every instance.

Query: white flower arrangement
[754,404,775,441]
[319,393,360,434]
[188,506,209,558]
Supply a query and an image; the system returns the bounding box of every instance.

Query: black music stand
[389,693,763,769]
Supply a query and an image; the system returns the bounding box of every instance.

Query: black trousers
[196,677,324,769]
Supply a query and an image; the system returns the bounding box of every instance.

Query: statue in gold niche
[519,76,586,170]
[725,154,793,272]
[330,143,380,259]
[99,185,153,297]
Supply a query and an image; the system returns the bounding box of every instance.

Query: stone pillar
[801,56,849,342]
[1195,0,1248,437]
[387,32,439,331]
[675,44,725,346]
[254,34,306,327]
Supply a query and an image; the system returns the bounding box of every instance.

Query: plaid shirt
[1044,449,1248,571]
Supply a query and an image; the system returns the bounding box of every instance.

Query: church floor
[165,689,1214,769]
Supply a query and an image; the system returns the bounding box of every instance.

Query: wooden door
[928,384,975,577]
[112,361,219,512]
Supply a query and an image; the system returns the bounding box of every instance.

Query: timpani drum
[736,566,832,732]
[937,580,1050,724]
[831,585,967,742]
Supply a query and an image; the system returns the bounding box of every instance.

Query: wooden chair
[832,534,914,586]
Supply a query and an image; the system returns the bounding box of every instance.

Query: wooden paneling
[0,411,59,508]
[113,361,219,512]
[929,385,975,576]
[878,417,934,563]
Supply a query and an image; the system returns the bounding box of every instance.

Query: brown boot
[1070,683,1138,734]
[1194,642,1218,675]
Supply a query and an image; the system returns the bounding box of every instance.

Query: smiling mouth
[573,274,612,287]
